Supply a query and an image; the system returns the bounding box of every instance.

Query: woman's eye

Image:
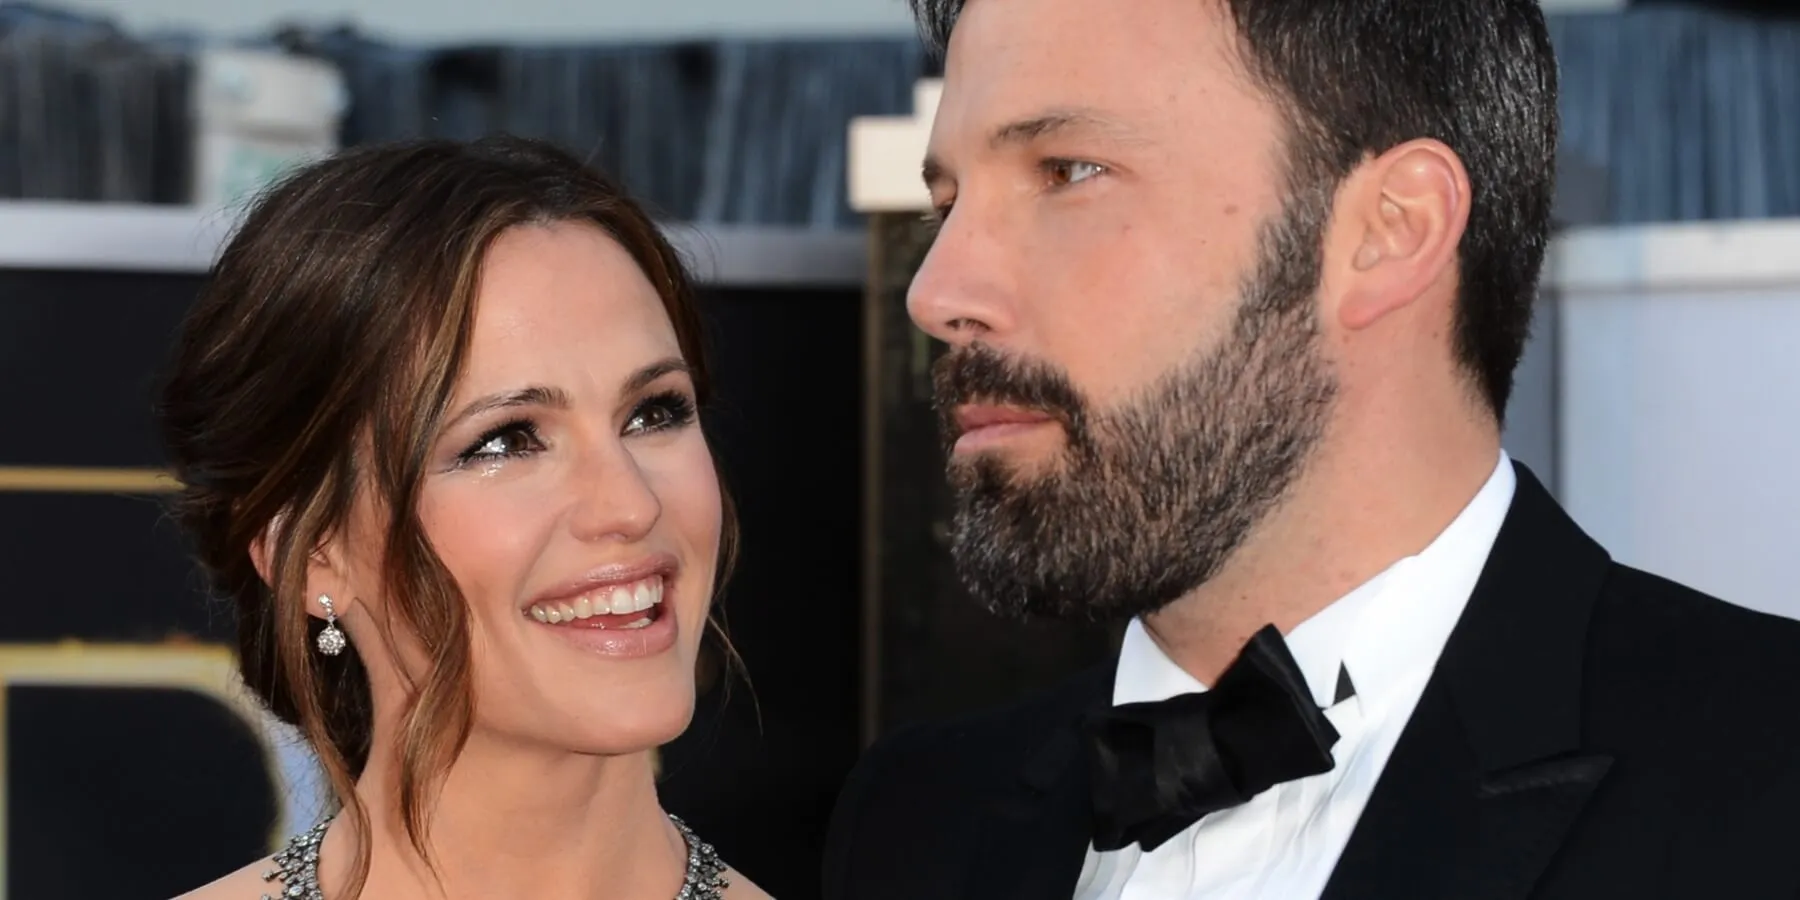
[625,390,698,436]
[457,421,543,465]
[1045,159,1107,188]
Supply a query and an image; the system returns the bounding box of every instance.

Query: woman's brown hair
[157,135,738,894]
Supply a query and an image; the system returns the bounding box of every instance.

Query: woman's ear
[249,511,285,588]
[249,511,351,621]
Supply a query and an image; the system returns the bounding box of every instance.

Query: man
[823,0,1800,898]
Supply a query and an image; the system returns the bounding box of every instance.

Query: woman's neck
[326,731,686,900]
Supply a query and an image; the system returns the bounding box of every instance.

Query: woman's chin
[586,709,696,756]
[521,684,699,757]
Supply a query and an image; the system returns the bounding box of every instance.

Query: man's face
[913,0,1340,621]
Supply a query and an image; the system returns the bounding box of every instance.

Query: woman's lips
[524,554,675,611]
[524,570,679,658]
[526,574,664,626]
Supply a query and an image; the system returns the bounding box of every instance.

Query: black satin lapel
[964,723,1096,900]
[1322,686,1613,900]
[1461,754,1613,900]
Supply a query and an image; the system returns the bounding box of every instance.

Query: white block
[848,116,935,213]
[848,79,943,213]
[1551,218,1800,621]
[913,80,943,121]
[191,49,347,209]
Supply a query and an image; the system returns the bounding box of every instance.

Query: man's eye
[921,203,953,233]
[1045,159,1107,188]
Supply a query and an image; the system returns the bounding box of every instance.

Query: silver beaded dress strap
[261,814,729,899]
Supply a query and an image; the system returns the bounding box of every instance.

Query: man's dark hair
[908,0,1559,418]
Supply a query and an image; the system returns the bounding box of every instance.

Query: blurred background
[0,0,1797,897]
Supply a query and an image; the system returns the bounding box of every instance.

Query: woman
[163,135,770,899]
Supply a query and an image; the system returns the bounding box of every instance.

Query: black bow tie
[1082,624,1342,853]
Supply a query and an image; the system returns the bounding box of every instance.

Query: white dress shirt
[1072,453,1517,900]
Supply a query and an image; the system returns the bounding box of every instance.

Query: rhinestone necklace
[261,814,729,899]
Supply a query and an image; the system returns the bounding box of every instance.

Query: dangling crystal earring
[315,594,347,656]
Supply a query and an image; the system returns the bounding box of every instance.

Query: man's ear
[1328,139,1471,332]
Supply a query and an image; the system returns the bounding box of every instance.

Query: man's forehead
[944,0,1238,67]
[936,0,1244,128]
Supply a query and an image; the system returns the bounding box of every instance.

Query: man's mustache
[931,344,1086,428]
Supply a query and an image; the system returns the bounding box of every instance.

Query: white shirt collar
[1113,452,1517,711]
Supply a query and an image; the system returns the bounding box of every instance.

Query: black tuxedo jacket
[823,463,1800,899]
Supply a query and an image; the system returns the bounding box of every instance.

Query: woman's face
[337,220,723,755]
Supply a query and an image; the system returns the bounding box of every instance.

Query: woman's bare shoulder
[169,855,283,900]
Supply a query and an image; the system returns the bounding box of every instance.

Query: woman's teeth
[528,576,663,627]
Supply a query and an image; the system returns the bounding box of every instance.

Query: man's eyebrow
[923,155,948,192]
[988,108,1144,148]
